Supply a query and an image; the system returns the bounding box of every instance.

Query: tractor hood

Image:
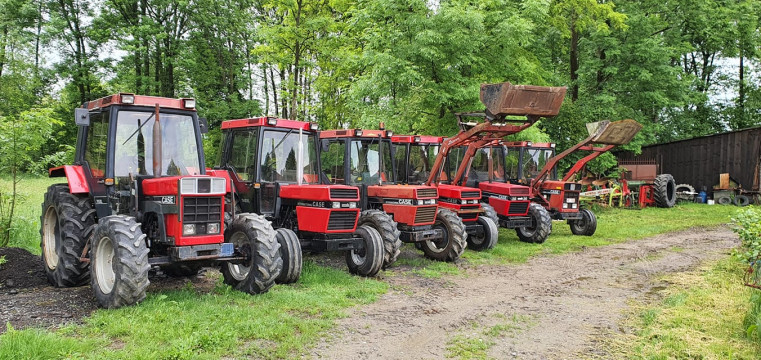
[436,184,481,200]
[479,182,530,197]
[367,184,438,199]
[279,184,359,202]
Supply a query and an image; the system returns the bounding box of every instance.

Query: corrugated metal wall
[618,127,761,193]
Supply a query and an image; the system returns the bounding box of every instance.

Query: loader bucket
[585,119,642,145]
[480,82,567,118]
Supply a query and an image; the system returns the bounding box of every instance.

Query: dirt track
[311,226,739,359]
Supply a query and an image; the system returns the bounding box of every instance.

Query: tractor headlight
[332,202,341,208]
[348,202,357,208]
[572,203,577,209]
[121,94,135,104]
[427,199,437,205]
[183,98,196,109]
[180,177,226,195]
[562,203,569,209]
[566,198,576,204]
[207,223,220,234]
[183,224,196,236]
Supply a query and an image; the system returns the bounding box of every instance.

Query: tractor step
[301,236,363,252]
[464,224,485,236]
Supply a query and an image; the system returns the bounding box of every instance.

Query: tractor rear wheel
[654,174,676,208]
[275,228,302,284]
[480,203,499,224]
[569,209,597,236]
[221,213,281,295]
[91,215,150,308]
[422,208,466,261]
[40,184,96,287]
[467,215,498,251]
[346,224,384,277]
[516,203,552,244]
[359,209,401,269]
[161,263,202,277]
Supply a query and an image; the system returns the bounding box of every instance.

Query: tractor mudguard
[48,165,89,194]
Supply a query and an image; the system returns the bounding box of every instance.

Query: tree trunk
[262,64,269,114]
[270,66,278,116]
[280,67,288,118]
[570,21,579,102]
[0,25,7,78]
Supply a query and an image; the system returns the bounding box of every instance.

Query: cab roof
[221,117,316,131]
[319,129,390,139]
[83,93,196,112]
[391,135,443,144]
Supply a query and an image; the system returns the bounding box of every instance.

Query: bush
[732,206,761,262]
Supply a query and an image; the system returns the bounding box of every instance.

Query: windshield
[349,139,393,185]
[114,110,201,177]
[469,147,506,183]
[260,129,318,183]
[522,148,554,180]
[405,143,439,184]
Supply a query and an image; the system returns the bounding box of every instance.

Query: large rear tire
[221,213,281,295]
[40,184,96,287]
[516,203,552,244]
[569,209,597,236]
[654,174,676,208]
[346,224,384,277]
[480,203,499,224]
[275,228,302,284]
[359,209,401,269]
[91,215,150,309]
[467,215,498,251]
[422,208,466,261]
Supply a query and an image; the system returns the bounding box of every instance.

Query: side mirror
[75,108,90,126]
[321,140,331,152]
[199,117,209,134]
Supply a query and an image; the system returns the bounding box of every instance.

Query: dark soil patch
[0,247,48,289]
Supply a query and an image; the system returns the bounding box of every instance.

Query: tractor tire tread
[359,209,401,269]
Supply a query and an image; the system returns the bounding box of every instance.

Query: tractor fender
[49,165,89,194]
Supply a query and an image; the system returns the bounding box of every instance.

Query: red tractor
[216,117,385,279]
[391,135,496,251]
[421,82,566,244]
[319,128,466,263]
[491,119,643,235]
[41,94,281,308]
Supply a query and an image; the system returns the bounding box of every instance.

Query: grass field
[608,257,761,359]
[0,176,749,358]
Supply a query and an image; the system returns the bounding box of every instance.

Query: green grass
[609,257,761,359]
[463,202,739,265]
[0,261,387,359]
[0,176,59,253]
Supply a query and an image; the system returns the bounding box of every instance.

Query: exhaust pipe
[152,104,162,176]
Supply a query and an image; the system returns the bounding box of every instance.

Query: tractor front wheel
[359,209,401,269]
[221,213,281,295]
[467,215,498,251]
[569,209,597,236]
[422,208,466,261]
[516,203,552,244]
[91,215,150,308]
[346,224,384,277]
[40,184,96,287]
[275,228,302,284]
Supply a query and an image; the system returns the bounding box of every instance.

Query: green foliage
[732,206,761,261]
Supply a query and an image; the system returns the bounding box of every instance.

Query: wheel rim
[227,231,251,281]
[425,223,450,253]
[95,236,116,294]
[351,231,369,266]
[470,218,486,245]
[42,206,59,270]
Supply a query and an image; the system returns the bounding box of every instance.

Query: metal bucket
[479,82,567,117]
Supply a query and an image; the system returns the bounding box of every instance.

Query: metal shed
[617,127,761,194]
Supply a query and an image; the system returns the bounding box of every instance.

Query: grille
[183,197,223,224]
[330,188,359,199]
[461,191,481,199]
[511,187,530,196]
[414,206,437,224]
[508,202,529,215]
[416,188,438,198]
[460,212,478,221]
[327,211,358,231]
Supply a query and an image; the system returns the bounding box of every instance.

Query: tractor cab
[43,94,280,309]
[218,117,385,278]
